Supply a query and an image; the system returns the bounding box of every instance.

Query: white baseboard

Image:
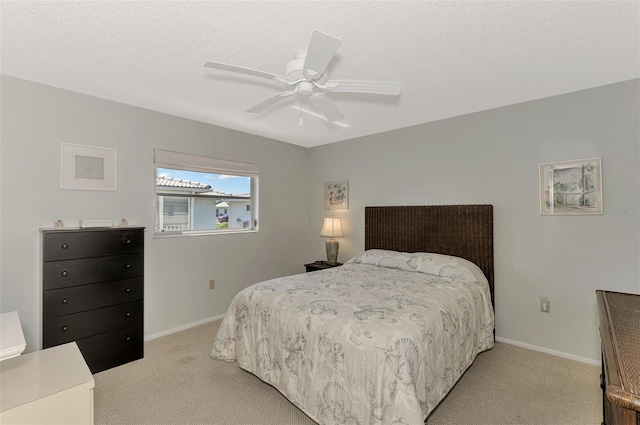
[495,336,600,366]
[144,313,226,342]
[143,318,601,367]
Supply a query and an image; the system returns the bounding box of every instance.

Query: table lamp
[320,217,343,264]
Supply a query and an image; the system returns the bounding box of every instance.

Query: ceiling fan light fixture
[298,81,314,96]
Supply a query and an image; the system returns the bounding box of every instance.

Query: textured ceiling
[1,1,638,148]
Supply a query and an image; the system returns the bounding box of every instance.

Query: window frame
[153,149,259,237]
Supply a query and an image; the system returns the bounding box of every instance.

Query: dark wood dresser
[42,227,144,373]
[596,290,640,425]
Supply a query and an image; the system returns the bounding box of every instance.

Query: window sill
[152,229,258,239]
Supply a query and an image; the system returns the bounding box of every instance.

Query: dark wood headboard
[365,205,494,306]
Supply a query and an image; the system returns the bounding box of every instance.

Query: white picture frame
[539,157,602,215]
[324,180,348,210]
[61,143,117,191]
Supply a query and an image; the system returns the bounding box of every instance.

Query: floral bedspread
[211,250,494,425]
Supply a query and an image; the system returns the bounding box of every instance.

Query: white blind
[154,149,260,177]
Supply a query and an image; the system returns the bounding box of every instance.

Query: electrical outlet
[209,279,215,290]
[540,295,550,313]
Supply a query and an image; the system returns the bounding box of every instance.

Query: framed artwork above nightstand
[304,261,343,273]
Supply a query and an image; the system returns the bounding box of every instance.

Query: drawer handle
[126,239,133,245]
[61,298,68,305]
[61,326,68,332]
[125,263,131,269]
[125,312,132,318]
[61,243,69,249]
[61,271,68,277]
[126,336,132,342]
[125,288,132,293]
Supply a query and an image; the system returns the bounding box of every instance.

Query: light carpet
[94,320,601,425]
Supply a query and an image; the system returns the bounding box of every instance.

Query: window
[154,149,259,236]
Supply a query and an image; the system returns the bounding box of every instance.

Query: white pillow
[347,249,486,282]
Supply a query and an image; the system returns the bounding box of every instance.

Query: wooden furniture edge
[596,290,640,413]
[606,386,640,412]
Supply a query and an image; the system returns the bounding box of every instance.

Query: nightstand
[304,261,343,272]
[0,342,94,424]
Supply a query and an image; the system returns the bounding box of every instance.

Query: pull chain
[299,98,303,126]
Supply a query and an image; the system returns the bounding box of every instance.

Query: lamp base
[325,239,339,264]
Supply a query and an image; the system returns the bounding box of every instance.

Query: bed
[211,205,495,425]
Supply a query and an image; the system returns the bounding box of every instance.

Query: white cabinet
[0,311,26,361]
[0,342,94,424]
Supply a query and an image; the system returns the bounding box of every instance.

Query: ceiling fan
[203,30,402,123]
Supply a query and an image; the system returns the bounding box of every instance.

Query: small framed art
[61,143,117,191]
[539,157,602,215]
[324,180,349,210]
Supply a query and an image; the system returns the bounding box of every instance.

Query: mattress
[211,250,494,425]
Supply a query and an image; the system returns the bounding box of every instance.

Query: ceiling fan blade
[322,79,402,95]
[309,93,345,123]
[204,61,289,85]
[302,31,342,80]
[245,89,298,113]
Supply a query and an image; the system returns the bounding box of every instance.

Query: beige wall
[308,79,640,363]
[0,75,311,351]
[2,75,638,363]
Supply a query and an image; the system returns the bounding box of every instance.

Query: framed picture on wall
[324,180,349,210]
[61,143,117,191]
[539,157,602,215]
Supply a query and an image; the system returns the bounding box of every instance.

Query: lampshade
[320,217,343,238]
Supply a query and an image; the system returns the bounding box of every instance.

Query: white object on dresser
[0,311,26,361]
[0,342,94,424]
[79,219,113,228]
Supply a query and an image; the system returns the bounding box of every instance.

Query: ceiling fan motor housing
[285,52,327,85]
[285,52,306,81]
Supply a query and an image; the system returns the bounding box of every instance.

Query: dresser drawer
[43,301,143,348]
[76,324,143,373]
[43,254,143,290]
[43,229,144,261]
[43,277,143,318]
